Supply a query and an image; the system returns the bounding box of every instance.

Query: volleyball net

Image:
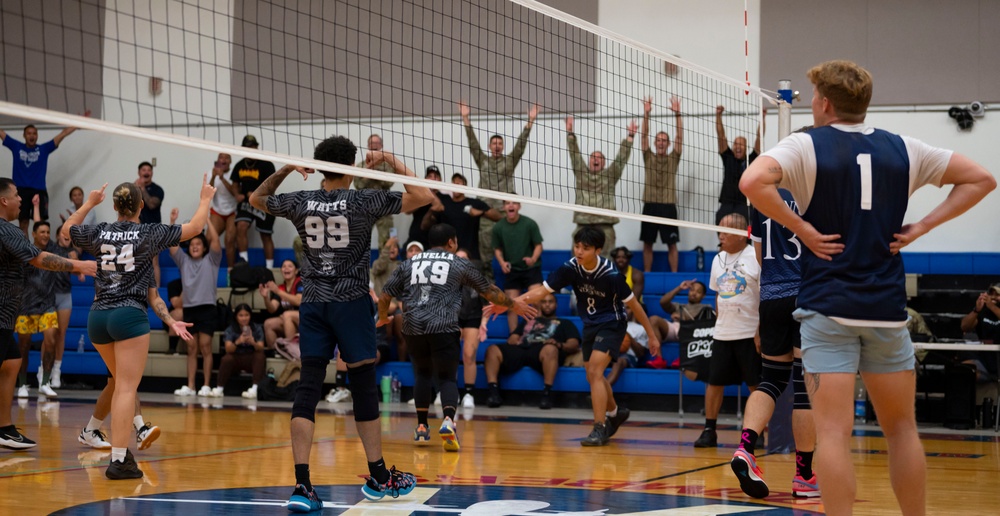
[0,0,767,236]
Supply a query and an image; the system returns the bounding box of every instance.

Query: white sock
[239,251,249,261]
[111,447,127,462]
[265,259,274,268]
[607,407,618,418]
[133,415,145,431]
[85,416,103,432]
[53,360,62,373]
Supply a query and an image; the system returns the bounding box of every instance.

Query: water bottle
[854,375,867,423]
[77,335,86,353]
[390,372,400,403]
[695,246,705,271]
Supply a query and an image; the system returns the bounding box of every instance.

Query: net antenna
[0,0,767,237]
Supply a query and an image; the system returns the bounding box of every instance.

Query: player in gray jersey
[15,221,61,397]
[62,177,213,480]
[0,177,95,451]
[249,135,433,510]
[378,224,535,452]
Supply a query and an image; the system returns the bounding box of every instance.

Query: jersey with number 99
[267,188,402,303]
[70,221,182,310]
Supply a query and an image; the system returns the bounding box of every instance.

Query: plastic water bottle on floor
[854,375,867,423]
[390,373,400,403]
[77,335,86,353]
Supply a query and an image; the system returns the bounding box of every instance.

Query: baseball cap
[988,284,1000,295]
[241,134,259,147]
[425,165,440,175]
[406,241,424,252]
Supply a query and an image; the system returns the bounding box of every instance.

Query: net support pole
[766,78,798,455]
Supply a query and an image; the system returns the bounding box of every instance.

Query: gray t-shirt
[172,247,222,308]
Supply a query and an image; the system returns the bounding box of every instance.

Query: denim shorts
[794,308,914,374]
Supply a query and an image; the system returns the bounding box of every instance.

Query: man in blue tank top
[741,60,995,515]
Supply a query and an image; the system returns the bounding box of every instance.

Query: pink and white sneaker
[792,474,821,498]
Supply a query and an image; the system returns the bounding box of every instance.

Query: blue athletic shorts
[794,308,914,374]
[299,296,377,364]
[88,307,150,345]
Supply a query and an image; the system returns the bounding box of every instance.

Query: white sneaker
[209,386,224,398]
[329,388,352,403]
[135,422,160,450]
[36,369,43,387]
[173,385,196,396]
[434,392,442,406]
[407,398,415,405]
[51,369,61,389]
[324,389,337,403]
[16,385,29,398]
[462,393,475,409]
[197,385,212,397]
[78,428,112,449]
[39,384,58,397]
[242,384,258,399]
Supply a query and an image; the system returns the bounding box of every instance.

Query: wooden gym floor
[1,391,997,515]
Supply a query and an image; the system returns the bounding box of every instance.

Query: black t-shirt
[976,309,1000,343]
[430,193,490,260]
[230,158,277,196]
[718,148,758,205]
[512,316,582,349]
[407,203,433,248]
[139,182,165,224]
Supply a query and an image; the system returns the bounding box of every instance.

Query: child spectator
[216,304,266,399]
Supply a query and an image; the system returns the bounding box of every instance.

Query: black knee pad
[757,357,793,402]
[348,362,380,422]
[291,357,329,422]
[792,357,811,410]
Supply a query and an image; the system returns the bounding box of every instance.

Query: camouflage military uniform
[568,133,633,258]
[354,160,395,248]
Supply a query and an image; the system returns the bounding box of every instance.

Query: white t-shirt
[625,321,648,358]
[709,244,760,340]
[211,175,238,216]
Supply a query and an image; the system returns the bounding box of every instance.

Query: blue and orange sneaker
[361,466,417,500]
[792,474,821,498]
[413,424,431,444]
[731,447,769,498]
[287,484,323,513]
[439,417,460,452]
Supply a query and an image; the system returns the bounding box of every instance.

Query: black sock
[705,418,717,431]
[417,409,428,427]
[168,335,178,352]
[488,382,499,391]
[543,384,552,394]
[294,464,312,490]
[443,406,456,421]
[796,450,814,479]
[335,371,346,389]
[368,458,390,485]
[464,385,474,397]
[740,428,758,454]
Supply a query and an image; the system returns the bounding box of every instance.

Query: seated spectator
[660,279,713,322]
[960,284,1000,382]
[612,247,643,299]
[216,304,266,399]
[484,293,581,410]
[260,259,302,350]
[169,210,223,398]
[607,304,674,384]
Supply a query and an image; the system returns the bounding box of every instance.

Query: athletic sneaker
[287,483,323,513]
[78,428,112,449]
[327,388,352,403]
[433,392,442,406]
[105,449,143,480]
[135,422,161,450]
[242,384,258,399]
[731,447,769,498]
[580,422,610,447]
[413,424,431,444]
[16,385,29,398]
[694,428,718,448]
[209,386,225,398]
[487,385,502,408]
[461,393,475,408]
[605,407,631,438]
[439,417,460,452]
[197,385,212,397]
[173,385,196,397]
[538,391,553,410]
[39,383,58,397]
[361,466,417,500]
[792,474,821,498]
[0,426,37,449]
[51,368,62,389]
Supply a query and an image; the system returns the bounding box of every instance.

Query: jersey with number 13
[750,188,801,302]
[267,188,402,303]
[70,221,182,311]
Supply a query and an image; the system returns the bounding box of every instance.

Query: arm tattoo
[481,285,514,308]
[151,296,173,325]
[253,168,291,199]
[38,252,74,272]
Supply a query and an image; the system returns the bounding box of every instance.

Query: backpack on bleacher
[258,360,301,402]
[229,262,275,290]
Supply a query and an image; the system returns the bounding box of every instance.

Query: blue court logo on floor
[55,484,822,515]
